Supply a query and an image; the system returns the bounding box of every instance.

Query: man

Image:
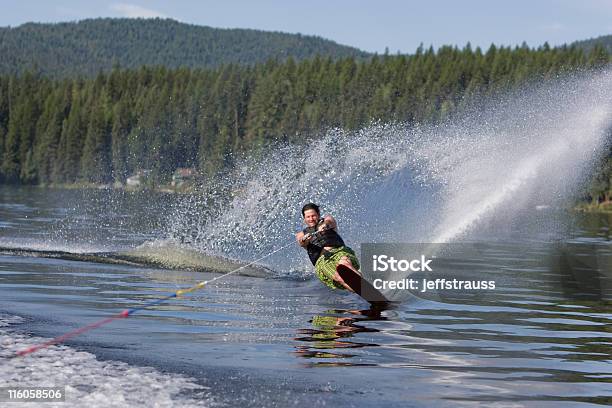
[296,203,360,291]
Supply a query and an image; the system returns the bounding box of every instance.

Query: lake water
[0,186,611,407]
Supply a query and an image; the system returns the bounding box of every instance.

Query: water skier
[296,203,361,291]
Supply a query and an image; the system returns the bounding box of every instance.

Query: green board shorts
[314,246,360,290]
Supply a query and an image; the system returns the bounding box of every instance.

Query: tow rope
[14,241,294,358]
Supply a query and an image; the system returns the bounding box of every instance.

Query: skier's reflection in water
[294,305,388,366]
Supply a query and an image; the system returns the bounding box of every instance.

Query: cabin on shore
[171,168,199,188]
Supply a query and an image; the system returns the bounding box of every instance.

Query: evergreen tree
[80,99,111,183]
[110,98,131,182]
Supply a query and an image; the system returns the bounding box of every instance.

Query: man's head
[301,203,320,227]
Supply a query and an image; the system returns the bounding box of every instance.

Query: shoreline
[574,200,612,213]
[1,182,196,194]
[2,183,612,211]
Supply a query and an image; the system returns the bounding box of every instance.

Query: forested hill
[0,18,370,77]
[1,44,609,190]
[571,34,612,54]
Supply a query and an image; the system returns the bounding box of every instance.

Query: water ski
[336,263,392,305]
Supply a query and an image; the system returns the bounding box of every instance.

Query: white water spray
[166,70,612,273]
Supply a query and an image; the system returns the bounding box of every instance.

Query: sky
[1,1,611,53]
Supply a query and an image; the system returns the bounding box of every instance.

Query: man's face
[303,209,320,227]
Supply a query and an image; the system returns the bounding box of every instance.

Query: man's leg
[332,255,362,292]
[337,256,360,273]
[333,274,355,292]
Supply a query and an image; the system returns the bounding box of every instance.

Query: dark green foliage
[80,98,111,183]
[587,145,612,204]
[0,43,610,202]
[0,18,369,78]
[571,34,612,55]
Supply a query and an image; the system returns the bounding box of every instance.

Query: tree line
[0,43,610,201]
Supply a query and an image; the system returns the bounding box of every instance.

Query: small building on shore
[171,168,199,189]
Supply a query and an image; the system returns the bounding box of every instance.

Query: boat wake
[0,314,213,407]
[0,241,276,278]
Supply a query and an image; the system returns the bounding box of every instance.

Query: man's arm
[296,231,310,248]
[320,215,338,231]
